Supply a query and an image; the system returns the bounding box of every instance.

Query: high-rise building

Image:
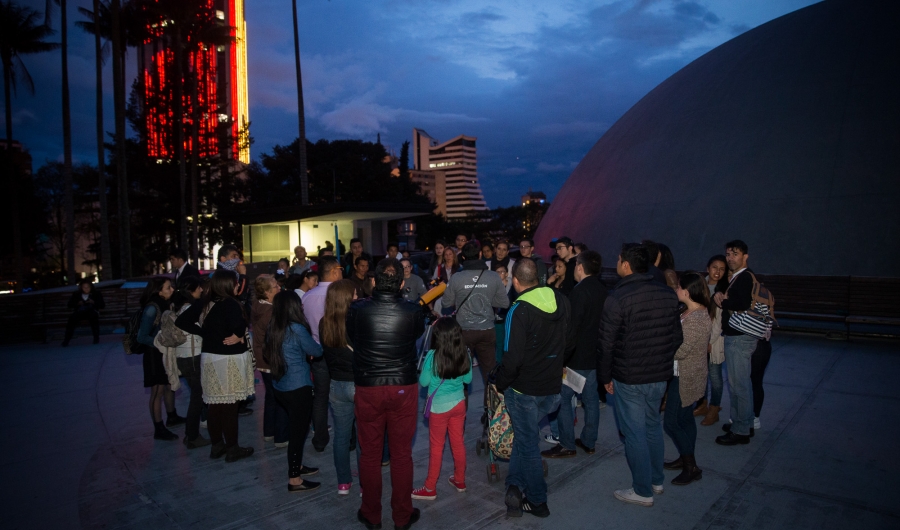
[412,128,488,218]
[142,0,249,163]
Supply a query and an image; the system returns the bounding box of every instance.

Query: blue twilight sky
[8,0,819,207]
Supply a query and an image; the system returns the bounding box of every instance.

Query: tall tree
[76,0,113,280]
[0,0,59,290]
[111,0,131,277]
[44,0,77,284]
[291,0,309,206]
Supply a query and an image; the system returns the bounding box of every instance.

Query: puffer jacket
[598,273,683,385]
[347,290,426,387]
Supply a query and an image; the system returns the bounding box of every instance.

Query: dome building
[534,0,899,277]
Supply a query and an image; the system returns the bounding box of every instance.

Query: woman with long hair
[663,272,712,486]
[658,243,678,290]
[428,239,448,279]
[411,317,472,500]
[252,275,289,448]
[170,276,210,448]
[265,291,324,491]
[137,277,182,441]
[319,279,359,494]
[436,247,460,284]
[696,255,727,425]
[175,270,255,462]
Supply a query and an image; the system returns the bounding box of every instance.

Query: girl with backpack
[265,291,324,492]
[175,270,255,462]
[411,317,472,500]
[136,277,183,441]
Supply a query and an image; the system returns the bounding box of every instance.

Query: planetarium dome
[534,0,899,277]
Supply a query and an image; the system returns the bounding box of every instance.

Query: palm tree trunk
[175,31,188,251]
[92,0,112,281]
[291,0,308,206]
[3,65,23,292]
[61,0,77,284]
[111,0,131,278]
[190,69,199,264]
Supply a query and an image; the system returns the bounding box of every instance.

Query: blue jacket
[273,323,323,392]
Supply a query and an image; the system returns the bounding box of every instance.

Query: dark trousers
[261,372,290,443]
[356,384,418,528]
[175,356,204,440]
[208,402,239,447]
[64,310,99,342]
[310,358,331,449]
[461,328,496,388]
[274,386,314,479]
[663,376,697,456]
[751,339,773,418]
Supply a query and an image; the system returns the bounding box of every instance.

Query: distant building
[522,189,546,206]
[409,169,447,217]
[412,128,488,218]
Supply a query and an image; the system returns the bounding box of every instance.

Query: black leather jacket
[347,290,426,387]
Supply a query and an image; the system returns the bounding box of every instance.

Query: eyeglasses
[520,244,532,249]
[555,245,567,251]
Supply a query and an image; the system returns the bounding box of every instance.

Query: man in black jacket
[496,259,573,519]
[62,279,105,346]
[542,250,607,459]
[599,243,682,507]
[347,258,424,530]
[170,248,200,289]
[713,240,758,446]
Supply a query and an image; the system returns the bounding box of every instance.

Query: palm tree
[0,0,59,290]
[292,0,309,206]
[76,0,113,280]
[44,0,77,284]
[111,0,132,278]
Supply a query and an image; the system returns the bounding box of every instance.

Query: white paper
[562,367,586,394]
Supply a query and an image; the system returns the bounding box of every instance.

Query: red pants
[424,400,467,490]
[355,384,418,527]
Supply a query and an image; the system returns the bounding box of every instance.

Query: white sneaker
[264,436,274,442]
[275,441,289,448]
[754,417,761,430]
[652,484,664,495]
[543,434,560,445]
[199,420,207,429]
[614,488,653,507]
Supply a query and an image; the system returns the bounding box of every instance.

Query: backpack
[123,303,161,354]
[157,309,188,348]
[728,271,777,340]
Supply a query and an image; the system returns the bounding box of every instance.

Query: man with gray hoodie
[442,241,511,386]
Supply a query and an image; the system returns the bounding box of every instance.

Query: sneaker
[224,445,254,463]
[575,438,596,455]
[209,442,227,459]
[338,483,351,495]
[263,436,274,442]
[541,445,576,458]
[505,485,523,517]
[287,480,320,492]
[199,420,207,429]
[521,498,550,518]
[754,417,761,430]
[614,488,653,507]
[652,484,664,495]
[411,486,436,500]
[448,476,466,492]
[275,441,289,448]
[183,435,211,449]
[715,431,751,445]
[543,434,560,445]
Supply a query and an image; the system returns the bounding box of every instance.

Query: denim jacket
[272,323,324,392]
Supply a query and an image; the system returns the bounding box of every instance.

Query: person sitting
[62,278,105,346]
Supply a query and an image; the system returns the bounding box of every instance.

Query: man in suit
[170,248,200,289]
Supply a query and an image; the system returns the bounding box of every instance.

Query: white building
[412,128,488,218]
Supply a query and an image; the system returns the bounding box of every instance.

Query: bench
[30,287,143,343]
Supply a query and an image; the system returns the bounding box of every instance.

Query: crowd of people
[110,233,772,527]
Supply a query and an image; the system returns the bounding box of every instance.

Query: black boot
[664,456,683,470]
[166,408,186,427]
[671,455,702,485]
[153,421,178,441]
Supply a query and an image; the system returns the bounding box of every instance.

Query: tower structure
[142,0,249,163]
[412,128,488,218]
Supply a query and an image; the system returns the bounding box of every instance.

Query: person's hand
[236,261,247,275]
[713,292,725,307]
[604,382,614,395]
[223,334,243,345]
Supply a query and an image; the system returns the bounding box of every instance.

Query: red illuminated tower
[141,0,249,163]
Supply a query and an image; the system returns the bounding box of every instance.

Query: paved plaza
[2,332,899,529]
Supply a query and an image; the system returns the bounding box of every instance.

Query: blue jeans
[613,380,666,498]
[505,389,560,504]
[558,369,600,450]
[329,380,360,485]
[262,372,289,443]
[663,377,696,456]
[724,334,756,435]
[708,361,724,407]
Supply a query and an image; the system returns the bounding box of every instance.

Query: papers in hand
[562,367,586,394]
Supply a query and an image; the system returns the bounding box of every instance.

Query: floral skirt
[201,351,256,405]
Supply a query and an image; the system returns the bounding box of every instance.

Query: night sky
[8,0,818,207]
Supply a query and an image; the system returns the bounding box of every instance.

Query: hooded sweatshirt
[495,286,573,396]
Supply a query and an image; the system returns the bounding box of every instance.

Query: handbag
[423,379,445,420]
[725,271,776,340]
